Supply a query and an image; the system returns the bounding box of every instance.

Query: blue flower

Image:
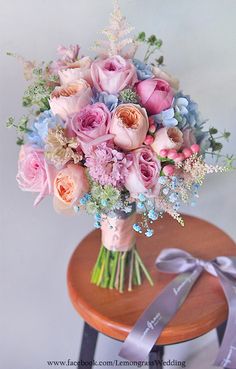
[145,229,154,237]
[174,92,201,128]
[133,224,142,233]
[27,110,63,148]
[153,107,178,127]
[94,221,101,229]
[133,59,153,80]
[138,193,146,202]
[148,210,158,221]
[158,176,167,185]
[91,90,118,111]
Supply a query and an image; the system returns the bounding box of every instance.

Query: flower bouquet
[7,1,234,293]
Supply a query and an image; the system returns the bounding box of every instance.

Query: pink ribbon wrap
[101,211,136,252]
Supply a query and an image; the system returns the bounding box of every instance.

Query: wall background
[0,0,236,368]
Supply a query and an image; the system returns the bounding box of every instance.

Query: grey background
[0,0,236,368]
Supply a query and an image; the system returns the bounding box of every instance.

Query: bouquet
[7,1,234,293]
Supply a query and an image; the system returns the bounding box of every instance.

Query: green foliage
[119,88,139,104]
[136,31,163,64]
[86,182,121,215]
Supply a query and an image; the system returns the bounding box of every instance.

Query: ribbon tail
[213,266,236,369]
[119,266,203,361]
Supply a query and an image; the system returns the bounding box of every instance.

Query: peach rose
[151,127,183,155]
[49,79,92,121]
[152,66,179,90]
[109,104,149,151]
[58,57,92,85]
[53,163,89,214]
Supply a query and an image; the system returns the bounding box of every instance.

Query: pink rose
[151,127,183,155]
[58,57,92,85]
[50,44,80,74]
[67,103,112,153]
[152,66,179,90]
[182,128,196,148]
[125,147,161,195]
[109,104,149,151]
[16,145,56,206]
[49,79,92,121]
[135,78,174,115]
[91,55,137,94]
[53,163,89,214]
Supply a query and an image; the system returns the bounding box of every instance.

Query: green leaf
[147,35,157,45]
[6,117,15,128]
[137,32,146,42]
[16,137,24,145]
[209,127,218,135]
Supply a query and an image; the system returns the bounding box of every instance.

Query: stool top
[67,214,235,345]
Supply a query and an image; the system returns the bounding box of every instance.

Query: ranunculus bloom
[49,79,92,121]
[58,57,92,85]
[125,147,161,195]
[182,128,196,148]
[109,104,149,151]
[91,55,137,94]
[151,127,183,155]
[16,145,56,206]
[67,103,112,153]
[135,78,174,115]
[53,163,89,214]
[152,66,179,90]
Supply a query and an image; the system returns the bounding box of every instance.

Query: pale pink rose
[53,163,89,214]
[152,66,179,90]
[16,145,57,206]
[151,127,183,155]
[182,128,196,148]
[125,147,161,195]
[49,79,92,121]
[109,104,149,151]
[91,55,137,94]
[135,78,174,115]
[50,44,80,74]
[67,103,112,154]
[58,57,92,85]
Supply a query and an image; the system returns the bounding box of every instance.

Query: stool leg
[149,345,164,369]
[217,320,227,345]
[78,322,98,369]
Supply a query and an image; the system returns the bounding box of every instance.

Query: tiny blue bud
[133,223,142,233]
[158,176,167,185]
[163,187,169,195]
[137,202,145,210]
[138,193,146,202]
[94,221,101,229]
[101,199,108,207]
[145,229,154,237]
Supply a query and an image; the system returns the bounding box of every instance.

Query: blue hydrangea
[133,59,153,80]
[174,92,202,129]
[91,90,118,111]
[27,110,63,148]
[153,107,178,127]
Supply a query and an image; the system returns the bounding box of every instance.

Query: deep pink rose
[125,147,161,195]
[109,104,149,151]
[136,78,174,115]
[67,103,112,153]
[91,55,137,94]
[16,145,56,206]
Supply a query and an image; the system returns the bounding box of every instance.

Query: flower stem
[128,247,134,291]
[91,246,104,284]
[115,253,121,290]
[134,249,154,286]
[134,251,142,285]
[119,252,127,293]
[109,252,119,289]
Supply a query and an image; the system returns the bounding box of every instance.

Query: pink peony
[151,127,183,155]
[16,145,56,206]
[109,104,149,151]
[91,55,137,94]
[85,142,133,187]
[135,78,174,115]
[58,56,92,85]
[125,147,161,195]
[53,163,89,214]
[67,103,112,153]
[49,79,92,121]
[152,66,179,90]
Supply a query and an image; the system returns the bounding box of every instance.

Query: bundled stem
[91,245,153,292]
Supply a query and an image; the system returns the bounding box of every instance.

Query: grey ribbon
[119,248,236,368]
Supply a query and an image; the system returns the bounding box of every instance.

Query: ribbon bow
[119,248,236,368]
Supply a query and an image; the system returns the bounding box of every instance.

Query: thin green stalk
[91,246,105,284]
[128,247,134,291]
[134,251,142,285]
[119,252,127,293]
[96,248,107,286]
[115,253,121,290]
[109,252,119,289]
[134,249,154,286]
[102,249,110,288]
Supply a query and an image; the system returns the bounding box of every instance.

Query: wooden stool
[67,214,236,369]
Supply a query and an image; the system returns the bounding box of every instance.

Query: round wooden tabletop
[67,214,236,345]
